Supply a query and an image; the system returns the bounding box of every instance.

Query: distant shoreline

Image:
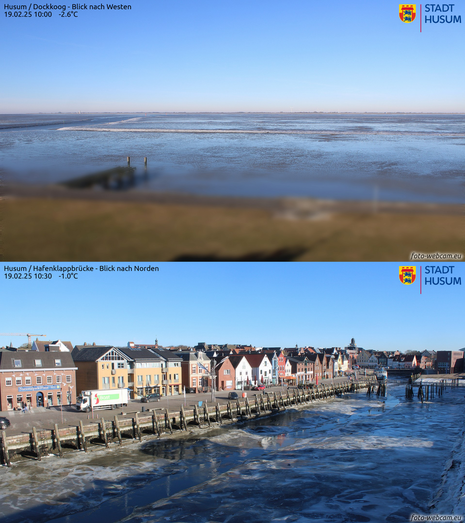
[2,112,465,116]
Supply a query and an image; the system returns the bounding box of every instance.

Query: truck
[76,389,129,412]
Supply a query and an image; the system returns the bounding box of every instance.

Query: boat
[375,368,388,381]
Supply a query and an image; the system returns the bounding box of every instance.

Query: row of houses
[0,339,343,411]
[1,337,462,412]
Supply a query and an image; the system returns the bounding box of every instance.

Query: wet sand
[2,184,464,261]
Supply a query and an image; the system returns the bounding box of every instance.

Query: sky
[0,262,463,351]
[1,0,464,113]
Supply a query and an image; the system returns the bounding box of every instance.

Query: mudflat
[2,185,464,261]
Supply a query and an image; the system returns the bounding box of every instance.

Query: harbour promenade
[0,377,358,437]
[0,378,375,466]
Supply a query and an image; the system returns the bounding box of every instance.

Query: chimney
[84,342,87,346]
[93,342,96,346]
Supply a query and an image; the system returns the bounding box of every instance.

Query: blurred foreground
[2,185,464,261]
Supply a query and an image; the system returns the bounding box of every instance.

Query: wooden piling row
[1,379,375,466]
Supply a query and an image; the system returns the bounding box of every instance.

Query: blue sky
[0,262,463,351]
[2,0,464,113]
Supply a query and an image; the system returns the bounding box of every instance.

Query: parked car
[0,417,11,429]
[228,392,239,400]
[252,385,266,391]
[141,393,161,403]
[185,387,196,394]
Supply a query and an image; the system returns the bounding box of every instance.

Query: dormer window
[55,359,62,367]
[35,359,43,367]
[13,360,21,368]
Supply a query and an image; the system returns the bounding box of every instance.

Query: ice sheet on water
[284,435,433,451]
[206,428,276,449]
[0,444,172,522]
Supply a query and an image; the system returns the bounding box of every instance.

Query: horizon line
[2,111,465,116]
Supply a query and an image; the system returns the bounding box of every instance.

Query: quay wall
[0,380,376,466]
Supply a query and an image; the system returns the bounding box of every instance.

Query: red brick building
[215,357,235,391]
[437,351,464,373]
[0,350,77,411]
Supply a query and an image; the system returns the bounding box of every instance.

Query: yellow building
[72,345,131,394]
[120,347,165,397]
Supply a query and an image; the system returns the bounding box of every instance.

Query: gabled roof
[72,345,132,362]
[243,353,269,368]
[34,340,73,352]
[0,351,76,369]
[119,347,164,361]
[215,356,233,370]
[228,355,250,369]
[151,349,183,362]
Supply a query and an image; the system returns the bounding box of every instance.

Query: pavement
[0,378,359,437]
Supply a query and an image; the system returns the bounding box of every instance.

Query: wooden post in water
[152,410,161,437]
[100,419,109,447]
[54,424,63,457]
[203,401,211,427]
[32,427,42,460]
[216,403,222,424]
[165,408,173,433]
[114,415,122,445]
[79,421,88,452]
[127,156,130,166]
[144,157,147,168]
[1,430,11,467]
[180,406,187,431]
[194,404,202,428]
[266,393,272,411]
[245,397,251,417]
[134,412,142,441]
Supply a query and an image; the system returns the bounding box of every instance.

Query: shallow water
[0,382,463,523]
[1,113,464,202]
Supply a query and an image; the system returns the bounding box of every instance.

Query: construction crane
[0,333,47,348]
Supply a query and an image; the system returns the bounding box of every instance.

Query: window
[174,373,179,381]
[35,359,42,367]
[66,375,72,383]
[36,376,42,385]
[112,377,115,386]
[55,359,62,367]
[56,376,62,384]
[191,365,196,374]
[117,362,125,369]
[154,374,159,383]
[14,360,21,368]
[224,369,230,375]
[15,377,22,386]
[5,378,12,386]
[192,378,196,386]
[25,377,32,386]
[137,375,143,384]
[47,376,52,384]
[102,364,104,369]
